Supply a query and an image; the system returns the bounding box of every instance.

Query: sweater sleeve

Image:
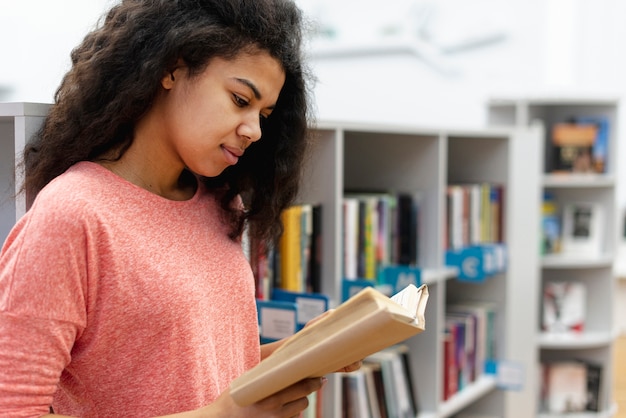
[0,190,90,416]
[0,312,77,417]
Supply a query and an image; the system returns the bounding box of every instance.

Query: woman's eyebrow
[234,77,276,110]
[234,77,262,100]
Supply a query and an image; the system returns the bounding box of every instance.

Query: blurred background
[4,0,626,204]
[2,0,625,127]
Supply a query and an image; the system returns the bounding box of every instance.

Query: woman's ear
[161,59,185,89]
[161,69,177,90]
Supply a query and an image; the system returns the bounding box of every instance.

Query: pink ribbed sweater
[0,162,260,417]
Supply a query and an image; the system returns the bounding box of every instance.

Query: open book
[230,283,429,406]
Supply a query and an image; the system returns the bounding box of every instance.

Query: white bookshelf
[0,102,50,243]
[301,121,542,417]
[1,104,543,417]
[487,96,619,417]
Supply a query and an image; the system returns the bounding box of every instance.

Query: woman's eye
[233,94,249,107]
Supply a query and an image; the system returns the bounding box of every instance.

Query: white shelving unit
[301,121,542,417]
[0,102,50,243]
[1,103,543,417]
[487,96,619,417]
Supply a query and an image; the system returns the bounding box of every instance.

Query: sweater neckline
[73,161,204,205]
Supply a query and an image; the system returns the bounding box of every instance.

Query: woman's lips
[222,145,243,165]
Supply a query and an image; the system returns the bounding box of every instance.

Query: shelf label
[486,359,524,391]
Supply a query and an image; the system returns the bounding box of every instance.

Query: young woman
[0,0,359,416]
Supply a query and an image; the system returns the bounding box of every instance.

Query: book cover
[445,316,467,390]
[541,192,561,255]
[543,361,588,413]
[365,351,400,418]
[365,346,417,418]
[361,365,383,418]
[575,117,610,174]
[343,198,360,280]
[442,324,458,400]
[560,201,604,257]
[308,204,323,293]
[447,301,497,376]
[542,281,586,333]
[230,283,429,406]
[583,360,602,412]
[396,344,419,415]
[551,122,597,173]
[279,205,303,291]
[342,370,372,418]
[446,311,478,383]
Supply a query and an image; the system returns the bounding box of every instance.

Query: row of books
[548,117,609,174]
[247,203,323,298]
[445,183,504,251]
[250,182,506,297]
[539,359,602,413]
[343,192,421,281]
[340,345,418,418]
[298,345,418,418]
[541,193,605,257]
[443,301,497,401]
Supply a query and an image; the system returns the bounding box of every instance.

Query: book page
[390,284,421,316]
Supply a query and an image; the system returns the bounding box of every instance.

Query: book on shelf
[342,190,420,280]
[446,312,475,389]
[442,300,497,400]
[447,302,497,377]
[229,283,429,406]
[446,183,504,250]
[278,204,303,291]
[341,370,372,418]
[541,191,561,255]
[578,116,609,174]
[250,203,322,297]
[551,122,597,173]
[364,345,418,418]
[542,281,586,333]
[442,323,458,401]
[361,365,385,418]
[560,201,604,257]
[540,360,603,413]
[549,117,610,174]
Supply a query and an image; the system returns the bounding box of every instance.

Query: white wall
[0,0,112,102]
[303,0,626,212]
[302,0,626,127]
[3,0,626,206]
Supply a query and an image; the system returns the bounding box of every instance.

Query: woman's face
[157,50,286,178]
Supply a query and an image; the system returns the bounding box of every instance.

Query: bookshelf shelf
[541,254,615,269]
[488,96,619,417]
[543,174,616,188]
[539,331,616,349]
[422,267,459,285]
[537,402,618,418]
[437,375,498,418]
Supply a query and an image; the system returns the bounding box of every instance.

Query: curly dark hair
[22,0,313,244]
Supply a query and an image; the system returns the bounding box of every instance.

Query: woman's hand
[203,377,326,418]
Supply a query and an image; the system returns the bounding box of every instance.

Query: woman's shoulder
[32,161,125,215]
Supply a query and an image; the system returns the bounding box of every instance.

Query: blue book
[578,116,609,174]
